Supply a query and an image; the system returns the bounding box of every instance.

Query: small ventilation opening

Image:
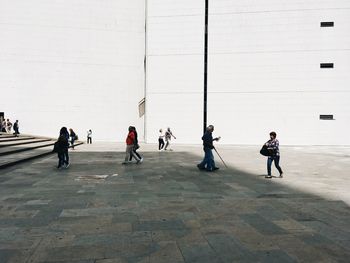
[320,115,334,120]
[320,63,334,69]
[320,22,334,27]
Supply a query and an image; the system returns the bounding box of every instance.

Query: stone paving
[0,143,350,263]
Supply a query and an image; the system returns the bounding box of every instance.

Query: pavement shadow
[0,150,349,263]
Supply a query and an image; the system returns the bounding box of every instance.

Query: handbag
[260,144,273,156]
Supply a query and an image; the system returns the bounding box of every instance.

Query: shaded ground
[0,144,349,263]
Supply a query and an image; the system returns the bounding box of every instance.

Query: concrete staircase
[0,133,83,169]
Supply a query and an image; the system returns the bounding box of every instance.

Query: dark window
[320,115,334,120]
[320,22,334,27]
[320,63,334,68]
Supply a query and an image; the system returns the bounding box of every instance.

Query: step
[0,136,37,143]
[0,138,53,148]
[0,134,16,139]
[0,145,55,169]
[0,142,83,169]
[0,141,55,156]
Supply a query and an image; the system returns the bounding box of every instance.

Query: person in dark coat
[56,127,70,169]
[197,125,220,172]
[13,120,20,137]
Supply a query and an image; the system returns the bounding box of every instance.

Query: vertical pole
[144,0,148,142]
[203,0,209,134]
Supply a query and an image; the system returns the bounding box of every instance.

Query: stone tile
[178,243,223,263]
[253,250,297,263]
[0,145,350,262]
[240,214,287,235]
[133,220,187,232]
[205,234,256,263]
[149,241,184,263]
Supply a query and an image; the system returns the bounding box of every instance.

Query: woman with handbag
[264,131,283,178]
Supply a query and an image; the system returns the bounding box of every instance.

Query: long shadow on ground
[0,151,349,263]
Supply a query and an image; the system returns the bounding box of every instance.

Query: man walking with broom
[197,125,221,172]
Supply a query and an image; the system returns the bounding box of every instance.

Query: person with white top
[158,129,165,150]
[87,129,92,144]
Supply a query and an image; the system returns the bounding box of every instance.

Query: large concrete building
[1,0,350,145]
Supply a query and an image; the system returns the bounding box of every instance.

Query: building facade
[146,0,350,145]
[1,1,350,145]
[0,0,145,141]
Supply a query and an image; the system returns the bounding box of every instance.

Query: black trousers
[158,138,165,150]
[14,128,19,136]
[87,137,92,144]
[129,149,142,161]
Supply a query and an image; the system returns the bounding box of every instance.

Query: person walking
[122,126,141,164]
[128,126,143,163]
[1,118,7,132]
[158,128,165,150]
[265,131,283,179]
[69,128,77,150]
[13,120,20,137]
[0,117,4,133]
[197,125,220,172]
[87,129,92,144]
[6,119,12,133]
[164,127,176,151]
[55,127,70,169]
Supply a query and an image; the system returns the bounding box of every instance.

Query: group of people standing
[1,118,20,137]
[158,127,176,151]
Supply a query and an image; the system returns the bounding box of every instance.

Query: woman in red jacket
[122,126,141,164]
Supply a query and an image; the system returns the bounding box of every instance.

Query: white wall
[2,1,349,145]
[145,0,204,144]
[0,0,145,141]
[147,0,350,145]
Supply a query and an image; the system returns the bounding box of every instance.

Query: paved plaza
[0,143,350,263]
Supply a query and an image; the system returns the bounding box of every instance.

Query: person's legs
[158,139,162,150]
[124,145,133,162]
[266,157,273,177]
[274,156,283,176]
[209,150,218,170]
[131,149,141,162]
[206,149,214,171]
[71,139,75,149]
[198,148,210,170]
[129,149,141,161]
[58,153,65,168]
[64,149,69,165]
[134,150,142,160]
[164,140,169,150]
